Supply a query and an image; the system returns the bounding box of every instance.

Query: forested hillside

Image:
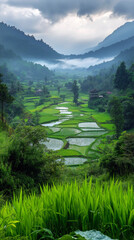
[0,43,53,82]
[0,22,62,60]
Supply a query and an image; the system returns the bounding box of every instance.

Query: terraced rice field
[40,102,114,166]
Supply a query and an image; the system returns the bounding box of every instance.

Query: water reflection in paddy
[79,122,100,128]
[81,128,104,131]
[64,157,87,166]
[60,110,72,115]
[78,131,107,137]
[44,138,64,151]
[42,119,67,127]
[56,106,72,115]
[56,107,68,110]
[67,138,95,146]
[50,127,60,132]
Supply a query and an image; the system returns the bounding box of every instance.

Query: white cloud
[34,12,127,54]
[0,4,50,33]
[35,56,114,70]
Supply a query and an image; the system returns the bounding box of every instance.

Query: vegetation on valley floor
[0,61,134,239]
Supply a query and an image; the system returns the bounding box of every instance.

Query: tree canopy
[0,125,63,192]
[72,80,79,105]
[108,96,124,138]
[100,133,134,176]
[0,74,14,123]
[114,62,131,90]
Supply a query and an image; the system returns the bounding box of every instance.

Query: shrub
[1,125,64,192]
[100,133,134,175]
[0,158,15,193]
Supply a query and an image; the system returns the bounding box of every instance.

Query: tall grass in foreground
[0,179,134,239]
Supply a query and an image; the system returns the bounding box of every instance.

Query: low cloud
[35,57,114,70]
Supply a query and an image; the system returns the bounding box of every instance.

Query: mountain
[0,43,53,82]
[0,22,62,61]
[68,21,134,60]
[1,20,134,72]
[95,21,134,49]
[68,21,134,63]
[87,45,134,75]
[86,20,134,73]
[0,43,20,60]
[115,46,134,66]
[69,35,134,60]
[68,20,134,72]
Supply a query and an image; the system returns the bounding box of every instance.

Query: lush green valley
[0,58,134,240]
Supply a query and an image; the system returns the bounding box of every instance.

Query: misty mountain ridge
[95,21,134,49]
[0,43,53,82]
[0,21,134,71]
[86,21,134,74]
[69,35,134,60]
[0,43,20,60]
[0,22,62,61]
[115,46,134,65]
[87,45,134,75]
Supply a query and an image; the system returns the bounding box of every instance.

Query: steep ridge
[87,45,134,75]
[95,21,134,49]
[69,36,134,59]
[0,22,63,61]
[0,43,53,82]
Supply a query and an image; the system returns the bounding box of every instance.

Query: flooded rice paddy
[79,122,100,128]
[44,138,64,151]
[42,119,67,127]
[67,138,95,146]
[42,103,107,165]
[64,157,87,166]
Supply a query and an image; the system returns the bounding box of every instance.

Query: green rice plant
[77,131,107,137]
[92,112,111,123]
[31,227,54,240]
[0,179,134,239]
[60,119,80,126]
[41,108,59,115]
[39,113,59,124]
[58,149,81,157]
[24,97,40,101]
[54,128,81,137]
[69,145,88,156]
[57,124,77,128]
[90,139,102,150]
[101,124,115,131]
[0,212,19,239]
[104,131,115,136]
[24,102,35,111]
[60,119,90,126]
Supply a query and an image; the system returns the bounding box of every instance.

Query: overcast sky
[0,0,134,54]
